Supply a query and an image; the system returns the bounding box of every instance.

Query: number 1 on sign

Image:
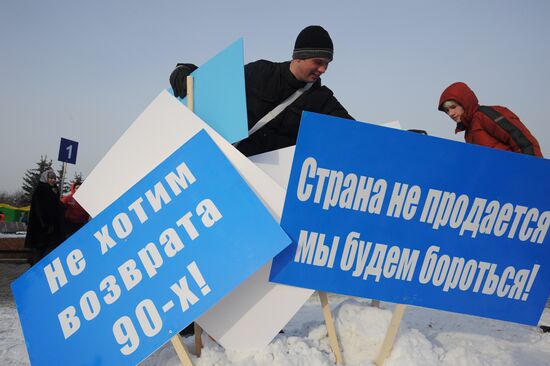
[66,144,73,160]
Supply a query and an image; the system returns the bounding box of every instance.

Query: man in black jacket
[170,25,353,157]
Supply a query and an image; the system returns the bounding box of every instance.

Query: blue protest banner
[58,137,79,164]
[176,38,248,144]
[12,130,291,366]
[269,112,550,326]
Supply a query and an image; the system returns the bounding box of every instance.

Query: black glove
[169,63,198,98]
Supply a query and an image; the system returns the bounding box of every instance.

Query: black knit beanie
[292,25,333,61]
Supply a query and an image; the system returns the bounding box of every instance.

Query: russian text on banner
[12,130,291,366]
[269,111,550,326]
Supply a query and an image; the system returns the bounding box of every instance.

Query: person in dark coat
[170,25,353,157]
[438,82,542,157]
[25,170,65,264]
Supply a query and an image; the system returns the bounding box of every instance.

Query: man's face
[47,176,56,186]
[294,57,331,82]
[442,101,465,123]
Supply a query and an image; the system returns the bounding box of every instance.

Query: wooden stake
[194,323,203,357]
[170,335,194,366]
[184,75,204,356]
[374,304,406,366]
[318,291,344,364]
[186,75,194,112]
[167,75,201,365]
[59,162,67,199]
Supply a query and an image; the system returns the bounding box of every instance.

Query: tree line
[1,156,83,207]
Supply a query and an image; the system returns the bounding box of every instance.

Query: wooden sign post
[167,75,198,366]
[186,75,205,357]
[170,337,195,366]
[318,292,344,364]
[374,304,406,366]
[194,323,203,357]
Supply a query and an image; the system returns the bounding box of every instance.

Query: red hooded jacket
[61,182,90,224]
[438,82,542,157]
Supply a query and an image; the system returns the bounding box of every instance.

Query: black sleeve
[34,186,53,228]
[325,96,353,120]
[305,86,354,120]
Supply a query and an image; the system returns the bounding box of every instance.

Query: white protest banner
[248,146,296,189]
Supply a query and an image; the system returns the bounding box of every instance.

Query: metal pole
[59,162,67,198]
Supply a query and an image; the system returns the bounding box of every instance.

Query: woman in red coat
[438,82,542,157]
[61,181,90,237]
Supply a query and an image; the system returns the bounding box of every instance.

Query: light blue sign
[177,38,248,143]
[12,130,291,366]
[269,112,550,326]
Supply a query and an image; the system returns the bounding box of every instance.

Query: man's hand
[169,63,198,98]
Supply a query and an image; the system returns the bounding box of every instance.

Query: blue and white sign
[13,130,291,366]
[58,137,79,164]
[176,38,248,144]
[269,112,550,326]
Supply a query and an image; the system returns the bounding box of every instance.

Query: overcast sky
[1,0,549,193]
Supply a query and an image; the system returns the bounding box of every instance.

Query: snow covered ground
[2,263,549,366]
